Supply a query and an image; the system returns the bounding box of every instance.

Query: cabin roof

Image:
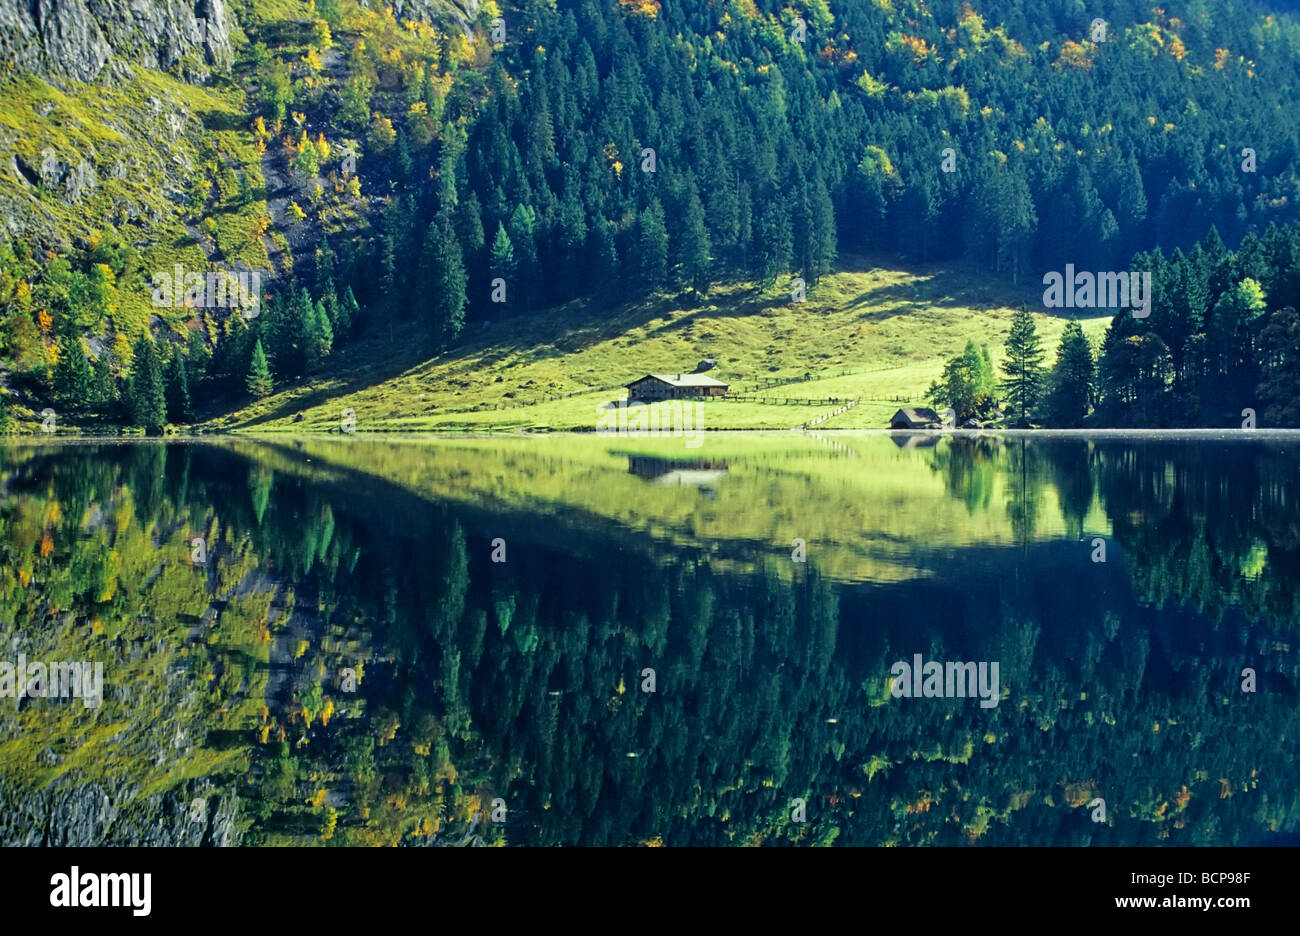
[893,407,940,422]
[631,373,729,388]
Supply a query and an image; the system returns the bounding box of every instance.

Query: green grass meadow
[209,256,1113,433]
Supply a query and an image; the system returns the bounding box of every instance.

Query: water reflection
[0,434,1296,846]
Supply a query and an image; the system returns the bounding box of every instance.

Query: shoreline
[6,426,1300,444]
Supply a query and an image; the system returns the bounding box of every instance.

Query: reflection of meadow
[220,433,1113,585]
[0,437,1297,847]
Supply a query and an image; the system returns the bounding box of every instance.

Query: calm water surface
[0,433,1296,846]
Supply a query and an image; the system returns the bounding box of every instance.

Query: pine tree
[315,239,337,296]
[437,121,466,213]
[319,286,341,333]
[757,199,793,289]
[52,330,92,412]
[379,226,399,335]
[680,190,711,295]
[456,192,486,281]
[247,339,273,399]
[393,129,413,187]
[638,199,669,290]
[489,222,516,291]
[507,204,540,307]
[1098,331,1173,426]
[90,356,117,415]
[185,330,209,391]
[422,217,467,342]
[165,351,192,423]
[994,169,1037,284]
[1045,320,1094,427]
[808,177,837,284]
[339,285,361,337]
[1000,305,1045,426]
[557,180,587,296]
[283,287,317,377]
[592,218,620,295]
[1115,155,1148,257]
[128,332,168,434]
[311,299,334,366]
[704,155,741,257]
[1205,277,1267,418]
[1257,306,1300,426]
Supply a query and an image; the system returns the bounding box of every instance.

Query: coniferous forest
[4,0,1300,880]
[2,0,1300,428]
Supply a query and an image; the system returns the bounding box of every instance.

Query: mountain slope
[2,0,1299,432]
[205,256,1113,432]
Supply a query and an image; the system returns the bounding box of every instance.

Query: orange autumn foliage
[905,792,933,814]
[897,35,931,65]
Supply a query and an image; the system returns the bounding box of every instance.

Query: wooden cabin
[889,407,942,429]
[627,373,729,401]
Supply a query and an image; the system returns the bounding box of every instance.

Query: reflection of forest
[931,435,1300,625]
[0,438,1296,846]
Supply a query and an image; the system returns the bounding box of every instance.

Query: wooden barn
[627,373,729,400]
[889,407,942,429]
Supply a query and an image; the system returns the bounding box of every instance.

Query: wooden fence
[802,399,859,429]
[713,395,853,406]
[729,369,858,392]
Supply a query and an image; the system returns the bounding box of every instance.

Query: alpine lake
[0,430,1296,846]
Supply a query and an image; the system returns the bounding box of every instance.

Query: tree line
[931,219,1300,428]
[7,0,1300,428]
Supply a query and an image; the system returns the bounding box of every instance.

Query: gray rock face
[34,0,110,80]
[0,777,241,846]
[392,0,479,37]
[0,0,233,82]
[395,0,478,23]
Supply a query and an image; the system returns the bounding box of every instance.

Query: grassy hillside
[0,69,271,337]
[207,256,1112,432]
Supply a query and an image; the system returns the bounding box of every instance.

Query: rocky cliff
[395,0,480,33]
[0,0,234,83]
[0,777,241,845]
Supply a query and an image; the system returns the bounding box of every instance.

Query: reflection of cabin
[627,373,728,400]
[889,407,941,429]
[889,433,941,450]
[628,456,730,487]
